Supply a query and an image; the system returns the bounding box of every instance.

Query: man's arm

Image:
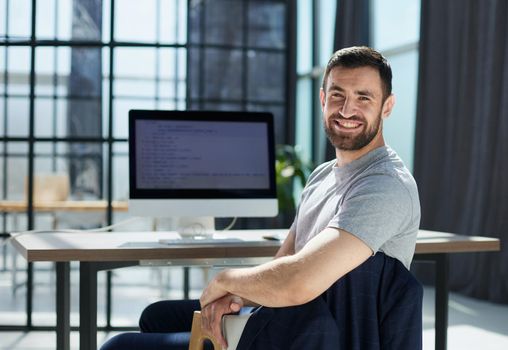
[199,229,296,347]
[200,227,372,308]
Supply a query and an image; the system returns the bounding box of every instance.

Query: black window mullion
[155,0,161,109]
[51,0,59,171]
[242,0,248,110]
[174,0,180,109]
[2,0,10,235]
[105,0,116,329]
[25,0,38,329]
[198,0,206,109]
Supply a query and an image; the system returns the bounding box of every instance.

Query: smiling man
[100,46,422,350]
[198,46,421,349]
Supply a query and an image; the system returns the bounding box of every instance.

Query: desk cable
[0,216,141,248]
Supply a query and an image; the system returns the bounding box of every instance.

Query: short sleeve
[327,174,413,254]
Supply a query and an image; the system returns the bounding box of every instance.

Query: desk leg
[435,254,449,350]
[80,262,98,350]
[56,262,70,350]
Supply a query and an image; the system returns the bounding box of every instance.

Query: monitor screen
[128,110,278,219]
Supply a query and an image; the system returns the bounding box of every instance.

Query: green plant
[275,144,314,216]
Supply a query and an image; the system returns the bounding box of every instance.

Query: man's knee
[139,300,165,332]
[100,333,136,350]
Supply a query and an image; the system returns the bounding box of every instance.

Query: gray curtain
[414,0,508,303]
[68,0,103,198]
[325,0,370,160]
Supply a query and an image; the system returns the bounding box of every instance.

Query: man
[101,46,421,350]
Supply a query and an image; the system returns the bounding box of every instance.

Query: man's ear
[319,88,326,112]
[381,94,395,119]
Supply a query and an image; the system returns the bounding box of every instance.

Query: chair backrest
[188,311,222,350]
[25,173,70,202]
[324,252,423,349]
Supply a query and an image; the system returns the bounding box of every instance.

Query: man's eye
[359,96,370,101]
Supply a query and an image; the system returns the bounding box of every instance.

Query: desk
[10,229,500,350]
[0,200,129,315]
[0,200,128,213]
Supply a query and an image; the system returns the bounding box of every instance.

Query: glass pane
[34,98,55,137]
[114,48,156,98]
[248,1,285,49]
[54,98,68,138]
[188,0,203,44]
[35,47,56,96]
[101,47,110,138]
[115,0,157,42]
[205,0,243,46]
[8,0,32,39]
[0,143,3,198]
[297,0,312,74]
[113,98,155,139]
[65,0,101,41]
[6,142,28,200]
[295,78,312,161]
[102,0,111,42]
[112,142,128,201]
[7,47,31,95]
[7,97,29,136]
[247,51,285,102]
[247,103,285,145]
[65,141,103,199]
[383,51,419,171]
[35,0,75,40]
[56,47,71,81]
[0,0,6,37]
[31,261,56,326]
[318,0,336,66]
[67,47,102,98]
[158,48,186,100]
[188,48,243,101]
[372,0,420,51]
[53,0,73,41]
[159,0,187,44]
[0,97,4,134]
[0,48,4,95]
[35,0,56,38]
[66,97,103,138]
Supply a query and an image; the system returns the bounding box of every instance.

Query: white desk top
[9,229,500,263]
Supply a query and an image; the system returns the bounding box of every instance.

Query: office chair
[188,253,423,350]
[11,174,70,294]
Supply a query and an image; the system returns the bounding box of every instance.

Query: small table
[0,200,128,213]
[9,229,500,350]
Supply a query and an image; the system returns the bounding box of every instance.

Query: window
[0,0,292,329]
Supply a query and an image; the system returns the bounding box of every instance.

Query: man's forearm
[214,255,307,307]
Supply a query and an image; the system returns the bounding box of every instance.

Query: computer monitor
[128,109,278,237]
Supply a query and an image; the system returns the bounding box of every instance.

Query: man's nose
[339,98,356,119]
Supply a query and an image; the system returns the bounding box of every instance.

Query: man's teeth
[337,120,360,129]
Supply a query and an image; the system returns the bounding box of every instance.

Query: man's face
[320,66,393,151]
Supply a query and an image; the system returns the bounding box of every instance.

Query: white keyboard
[158,237,258,246]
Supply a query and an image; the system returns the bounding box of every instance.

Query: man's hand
[200,294,244,349]
[200,272,229,308]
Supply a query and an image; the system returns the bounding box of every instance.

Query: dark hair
[322,46,392,100]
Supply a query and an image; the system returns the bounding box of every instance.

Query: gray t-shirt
[292,146,420,269]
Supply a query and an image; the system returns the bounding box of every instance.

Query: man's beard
[324,111,382,151]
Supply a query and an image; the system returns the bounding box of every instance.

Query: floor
[1,246,507,349]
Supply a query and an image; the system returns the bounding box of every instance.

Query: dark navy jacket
[237,253,423,350]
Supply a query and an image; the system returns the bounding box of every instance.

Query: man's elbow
[282,274,321,306]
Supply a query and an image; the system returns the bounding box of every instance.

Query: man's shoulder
[306,159,335,182]
[363,147,418,192]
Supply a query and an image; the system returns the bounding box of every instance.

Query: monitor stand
[176,216,215,239]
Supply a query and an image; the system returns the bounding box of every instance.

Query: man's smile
[331,118,364,131]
